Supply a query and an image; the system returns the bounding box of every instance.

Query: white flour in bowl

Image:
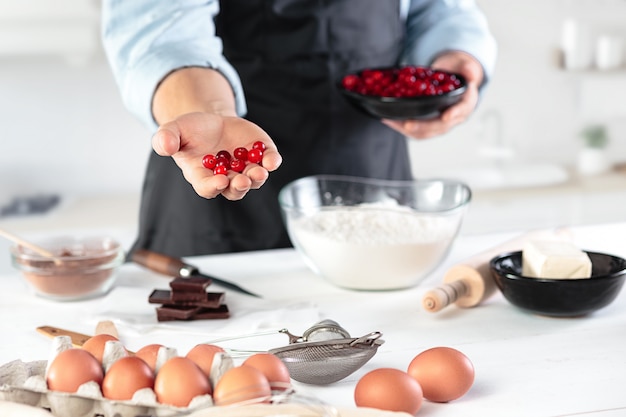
[288,203,460,290]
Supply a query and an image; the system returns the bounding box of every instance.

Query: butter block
[522,240,592,279]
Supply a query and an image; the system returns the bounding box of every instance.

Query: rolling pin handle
[422,280,469,313]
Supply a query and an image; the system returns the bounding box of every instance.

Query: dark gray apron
[131,0,412,257]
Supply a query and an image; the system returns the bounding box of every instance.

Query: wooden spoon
[0,227,62,264]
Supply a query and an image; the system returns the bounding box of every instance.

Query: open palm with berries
[151,112,283,201]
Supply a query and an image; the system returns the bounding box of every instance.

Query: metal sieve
[202,319,384,385]
[298,319,351,342]
[269,330,384,385]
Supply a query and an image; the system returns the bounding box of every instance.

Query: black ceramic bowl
[337,66,467,120]
[490,251,626,317]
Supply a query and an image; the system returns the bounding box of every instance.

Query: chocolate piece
[169,276,211,292]
[149,289,225,308]
[193,305,230,320]
[156,304,201,320]
[171,290,208,302]
[156,304,230,322]
[148,289,172,305]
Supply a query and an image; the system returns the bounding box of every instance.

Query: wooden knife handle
[131,249,190,277]
[37,325,91,348]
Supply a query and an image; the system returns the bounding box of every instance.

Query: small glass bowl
[10,235,125,301]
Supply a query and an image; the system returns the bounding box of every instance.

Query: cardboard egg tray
[0,358,215,417]
[0,331,228,417]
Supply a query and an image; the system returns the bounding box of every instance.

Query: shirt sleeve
[101,0,247,131]
[402,0,497,86]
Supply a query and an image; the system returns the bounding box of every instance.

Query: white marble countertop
[0,222,625,416]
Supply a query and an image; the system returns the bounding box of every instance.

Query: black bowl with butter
[490,251,626,317]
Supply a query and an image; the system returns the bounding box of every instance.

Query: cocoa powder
[12,239,123,300]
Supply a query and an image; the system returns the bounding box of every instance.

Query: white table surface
[1,222,625,417]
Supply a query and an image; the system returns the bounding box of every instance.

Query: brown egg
[135,344,164,372]
[354,368,423,415]
[407,346,475,403]
[242,353,291,391]
[102,356,155,400]
[82,334,119,364]
[213,365,272,406]
[185,343,225,378]
[154,357,211,407]
[47,348,104,393]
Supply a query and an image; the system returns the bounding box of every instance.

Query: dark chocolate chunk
[148,289,172,305]
[156,304,230,322]
[156,304,201,320]
[149,289,225,308]
[171,289,208,302]
[191,305,230,320]
[169,276,211,292]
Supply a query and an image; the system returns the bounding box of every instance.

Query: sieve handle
[349,331,383,347]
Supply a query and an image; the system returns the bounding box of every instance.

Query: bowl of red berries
[338,65,467,120]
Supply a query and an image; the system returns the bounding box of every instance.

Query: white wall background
[409,0,626,181]
[0,0,625,204]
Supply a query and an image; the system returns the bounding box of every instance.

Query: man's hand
[382,51,485,139]
[152,112,282,200]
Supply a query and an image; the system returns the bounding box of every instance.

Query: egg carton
[0,335,229,417]
[2,354,231,417]
[0,358,219,417]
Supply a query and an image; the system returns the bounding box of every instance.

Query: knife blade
[131,249,261,298]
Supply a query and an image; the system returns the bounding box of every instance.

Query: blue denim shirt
[101,0,497,130]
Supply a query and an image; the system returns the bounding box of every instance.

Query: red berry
[342,74,360,90]
[216,150,231,161]
[233,147,248,160]
[345,65,461,98]
[229,159,246,173]
[252,141,266,151]
[213,165,228,175]
[215,156,229,167]
[247,148,263,164]
[202,154,216,169]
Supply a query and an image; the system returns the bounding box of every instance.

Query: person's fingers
[382,77,480,139]
[261,148,283,172]
[219,173,253,200]
[190,173,230,199]
[440,84,479,125]
[152,123,183,156]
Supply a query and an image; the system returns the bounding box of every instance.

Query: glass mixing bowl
[278,175,471,290]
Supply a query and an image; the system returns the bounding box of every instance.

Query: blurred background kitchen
[1,0,625,273]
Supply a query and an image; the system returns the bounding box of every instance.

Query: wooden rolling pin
[422,228,572,313]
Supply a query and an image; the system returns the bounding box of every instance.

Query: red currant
[202,154,216,169]
[341,65,461,98]
[213,165,228,175]
[215,155,229,167]
[252,141,266,151]
[233,147,248,160]
[247,148,263,164]
[341,74,360,90]
[216,150,231,161]
[229,159,246,173]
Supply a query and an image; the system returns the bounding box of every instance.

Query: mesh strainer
[269,330,384,385]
